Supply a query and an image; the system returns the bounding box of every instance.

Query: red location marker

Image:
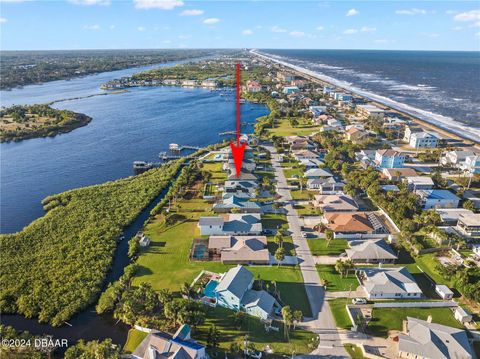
[230,63,246,177]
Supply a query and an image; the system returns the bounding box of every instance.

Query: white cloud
[421,32,439,38]
[454,10,480,22]
[343,28,358,35]
[69,0,110,5]
[290,30,305,37]
[242,29,254,35]
[134,0,184,10]
[109,25,115,29]
[346,9,358,17]
[178,34,191,39]
[471,21,480,28]
[395,8,427,15]
[361,26,376,32]
[271,25,287,33]
[137,26,146,31]
[83,24,100,30]
[0,17,7,23]
[316,26,324,31]
[203,17,220,25]
[180,9,203,16]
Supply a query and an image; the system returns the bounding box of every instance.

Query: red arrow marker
[230,63,246,177]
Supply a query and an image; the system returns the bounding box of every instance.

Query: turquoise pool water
[203,280,219,298]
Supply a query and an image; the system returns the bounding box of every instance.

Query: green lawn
[123,329,148,353]
[133,199,311,316]
[284,167,304,179]
[308,239,348,256]
[294,203,319,216]
[344,344,366,359]
[202,162,227,183]
[267,235,296,256]
[268,118,322,137]
[261,213,288,230]
[369,307,463,338]
[328,299,353,329]
[317,264,359,291]
[290,190,314,200]
[195,306,317,356]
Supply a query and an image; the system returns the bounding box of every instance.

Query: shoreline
[251,50,480,146]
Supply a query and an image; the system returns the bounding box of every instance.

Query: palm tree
[275,247,285,267]
[180,282,191,299]
[293,310,303,330]
[335,259,345,278]
[274,231,284,249]
[281,306,293,341]
[325,229,334,248]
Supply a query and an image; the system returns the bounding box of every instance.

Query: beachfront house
[356,104,385,120]
[440,150,478,167]
[398,317,473,359]
[198,214,262,236]
[132,324,206,359]
[417,189,460,209]
[375,149,406,169]
[357,267,423,299]
[409,131,438,149]
[283,86,300,94]
[461,155,480,174]
[246,80,262,93]
[456,213,480,238]
[405,176,434,192]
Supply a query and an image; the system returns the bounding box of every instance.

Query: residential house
[299,158,324,169]
[356,104,385,120]
[454,307,473,324]
[283,86,299,94]
[345,239,397,264]
[213,194,261,213]
[456,213,480,238]
[440,150,477,167]
[246,80,262,93]
[405,176,434,192]
[313,194,359,212]
[292,149,319,161]
[227,169,257,182]
[181,80,197,87]
[304,167,333,179]
[398,317,473,359]
[324,212,385,234]
[277,72,295,82]
[403,125,421,143]
[345,127,368,143]
[224,180,258,196]
[461,155,480,174]
[208,235,269,264]
[409,132,438,149]
[435,285,453,300]
[358,267,423,299]
[214,265,280,319]
[309,105,327,117]
[417,189,460,209]
[162,79,178,85]
[201,80,217,88]
[435,208,475,226]
[132,324,206,359]
[307,176,345,193]
[198,214,262,236]
[375,149,406,169]
[382,168,418,181]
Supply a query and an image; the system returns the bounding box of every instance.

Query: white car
[300,231,307,238]
[352,298,367,305]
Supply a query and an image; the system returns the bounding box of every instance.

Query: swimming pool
[203,280,219,299]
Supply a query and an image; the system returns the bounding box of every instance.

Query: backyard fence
[372,301,458,308]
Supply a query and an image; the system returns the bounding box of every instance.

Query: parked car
[263,229,273,235]
[300,231,307,238]
[352,298,367,305]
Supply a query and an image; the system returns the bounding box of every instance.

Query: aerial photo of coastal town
[1,0,479,358]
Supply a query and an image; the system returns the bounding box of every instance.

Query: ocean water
[260,49,480,139]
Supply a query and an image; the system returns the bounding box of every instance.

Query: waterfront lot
[133,199,312,316]
[124,329,148,353]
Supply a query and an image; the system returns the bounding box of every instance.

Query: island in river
[0,104,92,143]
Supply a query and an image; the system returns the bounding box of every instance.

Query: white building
[356,104,385,120]
[435,285,453,300]
[358,267,423,299]
[409,132,438,149]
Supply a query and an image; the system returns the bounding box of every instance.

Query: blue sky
[1,0,479,51]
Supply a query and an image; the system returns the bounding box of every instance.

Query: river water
[0,59,269,346]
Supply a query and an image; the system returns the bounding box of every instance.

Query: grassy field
[195,306,317,356]
[284,167,304,179]
[344,344,366,359]
[261,213,288,230]
[317,264,359,291]
[268,118,322,137]
[368,307,463,337]
[308,238,348,256]
[202,162,227,183]
[123,329,148,353]
[328,299,352,329]
[267,235,296,256]
[290,189,314,200]
[294,203,319,216]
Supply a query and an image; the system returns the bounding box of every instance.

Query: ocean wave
[253,50,480,142]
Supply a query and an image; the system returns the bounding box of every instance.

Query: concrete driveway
[265,143,348,358]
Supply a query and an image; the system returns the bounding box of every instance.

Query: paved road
[265,144,348,358]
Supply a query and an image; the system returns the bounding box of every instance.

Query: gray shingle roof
[198,217,224,226]
[346,239,397,261]
[215,265,253,300]
[361,267,422,296]
[398,317,473,359]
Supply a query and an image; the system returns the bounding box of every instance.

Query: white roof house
[198,214,262,236]
[358,267,423,299]
[435,285,454,300]
[398,317,473,359]
[405,176,434,192]
[304,168,333,179]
